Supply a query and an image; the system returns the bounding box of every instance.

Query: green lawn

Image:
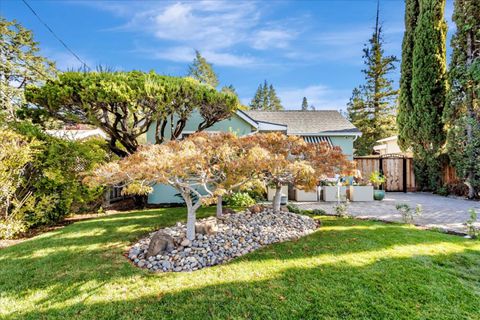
[1,207,479,320]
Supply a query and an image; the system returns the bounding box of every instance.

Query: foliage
[25,71,239,157]
[397,0,419,151]
[465,208,479,239]
[286,204,326,216]
[187,50,219,88]
[249,132,353,211]
[88,132,265,239]
[0,17,56,121]
[369,171,386,189]
[443,0,480,198]
[347,7,398,156]
[224,192,256,207]
[249,80,283,110]
[0,124,107,239]
[399,0,448,191]
[334,202,350,218]
[396,203,423,224]
[221,84,238,97]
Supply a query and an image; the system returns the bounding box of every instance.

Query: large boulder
[222,207,236,215]
[248,204,266,214]
[146,231,174,258]
[195,217,218,235]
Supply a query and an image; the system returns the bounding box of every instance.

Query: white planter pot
[294,189,318,202]
[348,186,374,202]
[322,186,347,202]
[267,186,288,201]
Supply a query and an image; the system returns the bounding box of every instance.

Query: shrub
[225,192,256,207]
[396,203,422,224]
[287,204,301,214]
[286,204,326,216]
[465,208,479,239]
[334,202,350,218]
[436,186,449,196]
[0,124,108,238]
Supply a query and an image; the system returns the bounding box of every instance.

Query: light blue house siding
[145,111,357,204]
[146,112,256,204]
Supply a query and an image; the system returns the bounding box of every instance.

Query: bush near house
[0,123,108,239]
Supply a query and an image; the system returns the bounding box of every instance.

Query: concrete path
[295,192,480,234]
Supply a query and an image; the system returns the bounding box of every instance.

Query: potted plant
[321,178,347,202]
[369,171,386,200]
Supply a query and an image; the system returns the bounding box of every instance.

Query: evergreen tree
[410,0,448,191]
[301,97,308,110]
[397,0,419,150]
[0,17,56,122]
[347,3,398,156]
[249,80,283,110]
[187,50,219,88]
[268,84,283,110]
[443,0,480,198]
[221,84,238,97]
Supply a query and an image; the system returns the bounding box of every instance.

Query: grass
[0,207,479,320]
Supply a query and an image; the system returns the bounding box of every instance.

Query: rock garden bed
[127,207,319,272]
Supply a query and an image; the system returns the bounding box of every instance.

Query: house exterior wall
[330,136,355,160]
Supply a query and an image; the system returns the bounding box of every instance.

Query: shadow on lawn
[1,211,479,319]
[9,249,480,320]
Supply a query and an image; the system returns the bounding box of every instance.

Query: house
[146,110,361,204]
[373,136,412,156]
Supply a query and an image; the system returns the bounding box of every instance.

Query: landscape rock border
[127,209,319,272]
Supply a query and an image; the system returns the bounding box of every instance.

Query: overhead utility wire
[21,0,92,71]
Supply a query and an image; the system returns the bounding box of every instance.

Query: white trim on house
[376,135,398,143]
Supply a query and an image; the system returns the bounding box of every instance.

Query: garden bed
[128,209,319,272]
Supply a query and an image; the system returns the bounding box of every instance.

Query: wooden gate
[354,155,416,192]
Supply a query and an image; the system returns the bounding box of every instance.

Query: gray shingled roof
[243,110,360,135]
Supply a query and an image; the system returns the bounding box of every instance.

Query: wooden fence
[355,156,460,192]
[354,155,416,192]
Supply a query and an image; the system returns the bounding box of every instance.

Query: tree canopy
[187,50,219,88]
[0,17,56,121]
[347,5,398,156]
[249,80,283,110]
[301,97,309,110]
[25,71,239,157]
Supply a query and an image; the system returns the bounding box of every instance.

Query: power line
[21,0,92,71]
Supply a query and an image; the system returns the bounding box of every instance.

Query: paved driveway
[295,192,480,234]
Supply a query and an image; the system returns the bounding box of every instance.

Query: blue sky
[2,0,454,111]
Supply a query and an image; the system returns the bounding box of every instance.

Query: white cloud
[152,46,256,67]
[46,51,94,71]
[277,85,350,110]
[251,29,296,50]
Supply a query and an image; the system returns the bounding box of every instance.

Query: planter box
[322,186,347,202]
[348,186,374,202]
[294,188,318,202]
[267,186,288,201]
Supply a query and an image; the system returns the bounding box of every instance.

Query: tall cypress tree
[347,3,398,156]
[268,84,283,110]
[443,0,480,198]
[410,0,448,190]
[397,0,419,150]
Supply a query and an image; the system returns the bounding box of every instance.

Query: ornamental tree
[249,133,352,211]
[25,71,238,157]
[87,132,263,240]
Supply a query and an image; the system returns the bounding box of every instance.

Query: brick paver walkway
[295,192,480,234]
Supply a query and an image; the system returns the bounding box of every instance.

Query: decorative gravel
[127,209,319,272]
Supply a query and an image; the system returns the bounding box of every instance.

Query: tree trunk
[216,195,223,218]
[273,186,282,212]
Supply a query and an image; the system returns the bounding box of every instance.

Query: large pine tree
[187,50,219,88]
[443,0,480,198]
[301,97,308,110]
[347,3,398,156]
[411,0,448,191]
[249,80,283,110]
